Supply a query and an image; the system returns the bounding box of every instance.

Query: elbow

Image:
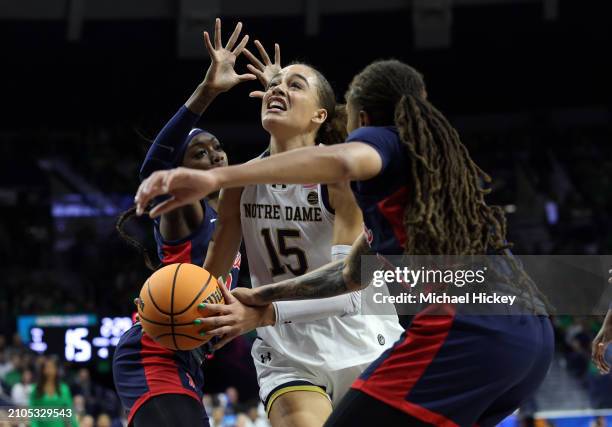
[342,264,367,292]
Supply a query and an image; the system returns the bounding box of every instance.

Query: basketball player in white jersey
[140,19,403,427]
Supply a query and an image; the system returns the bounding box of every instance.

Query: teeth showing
[268,100,286,111]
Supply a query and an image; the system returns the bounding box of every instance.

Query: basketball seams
[170,263,182,350]
[138,313,196,327]
[147,279,172,316]
[141,263,219,351]
[154,333,203,342]
[173,271,213,315]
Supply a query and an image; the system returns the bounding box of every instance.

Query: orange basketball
[137,263,224,351]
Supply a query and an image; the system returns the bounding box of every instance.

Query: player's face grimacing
[182,133,228,171]
[261,64,328,136]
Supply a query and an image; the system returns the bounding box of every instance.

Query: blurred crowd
[0,334,268,427]
[0,333,123,426]
[552,316,612,409]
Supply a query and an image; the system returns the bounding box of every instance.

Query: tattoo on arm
[345,234,374,287]
[256,261,347,303]
[255,234,376,304]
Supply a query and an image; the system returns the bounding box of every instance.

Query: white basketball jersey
[241,181,404,371]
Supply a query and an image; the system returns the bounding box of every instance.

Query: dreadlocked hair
[395,94,508,255]
[347,59,505,255]
[116,206,160,271]
[347,59,552,313]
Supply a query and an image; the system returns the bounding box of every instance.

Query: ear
[311,108,328,125]
[359,110,371,127]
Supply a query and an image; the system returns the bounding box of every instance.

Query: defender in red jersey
[113,19,248,426]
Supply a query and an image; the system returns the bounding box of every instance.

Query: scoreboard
[18,314,132,363]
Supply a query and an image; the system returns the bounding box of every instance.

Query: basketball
[137,263,224,351]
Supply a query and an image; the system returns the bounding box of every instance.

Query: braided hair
[346,59,506,255]
[346,59,550,311]
[115,206,159,271]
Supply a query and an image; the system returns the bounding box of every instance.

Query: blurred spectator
[210,406,225,427]
[0,349,14,379]
[236,413,252,427]
[590,416,608,427]
[97,412,112,427]
[70,366,119,417]
[70,367,96,413]
[224,386,239,415]
[3,353,23,389]
[29,358,77,427]
[73,394,87,423]
[11,368,34,406]
[80,414,95,427]
[12,333,25,351]
[246,402,269,427]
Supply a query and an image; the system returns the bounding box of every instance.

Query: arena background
[1,0,611,426]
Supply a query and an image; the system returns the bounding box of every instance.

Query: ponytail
[115,206,160,271]
[316,104,348,146]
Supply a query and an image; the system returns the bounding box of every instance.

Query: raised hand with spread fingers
[186,18,256,114]
[243,40,282,99]
[200,18,255,94]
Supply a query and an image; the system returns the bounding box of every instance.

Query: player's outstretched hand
[134,167,219,217]
[193,282,275,350]
[243,40,281,99]
[232,287,269,306]
[592,309,612,374]
[201,18,256,94]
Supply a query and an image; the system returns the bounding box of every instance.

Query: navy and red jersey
[113,324,206,425]
[340,125,554,427]
[153,199,216,267]
[112,105,240,425]
[152,200,240,288]
[347,126,410,255]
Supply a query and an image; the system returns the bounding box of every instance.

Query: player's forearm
[204,189,244,278]
[255,260,350,304]
[140,83,221,180]
[273,292,360,324]
[185,83,222,115]
[140,106,200,180]
[212,145,352,189]
[253,236,372,304]
[204,223,242,279]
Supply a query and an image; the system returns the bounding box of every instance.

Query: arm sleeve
[272,245,361,325]
[273,293,361,325]
[139,106,201,180]
[346,127,398,173]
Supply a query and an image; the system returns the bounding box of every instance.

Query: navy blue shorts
[112,324,206,425]
[351,306,554,427]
